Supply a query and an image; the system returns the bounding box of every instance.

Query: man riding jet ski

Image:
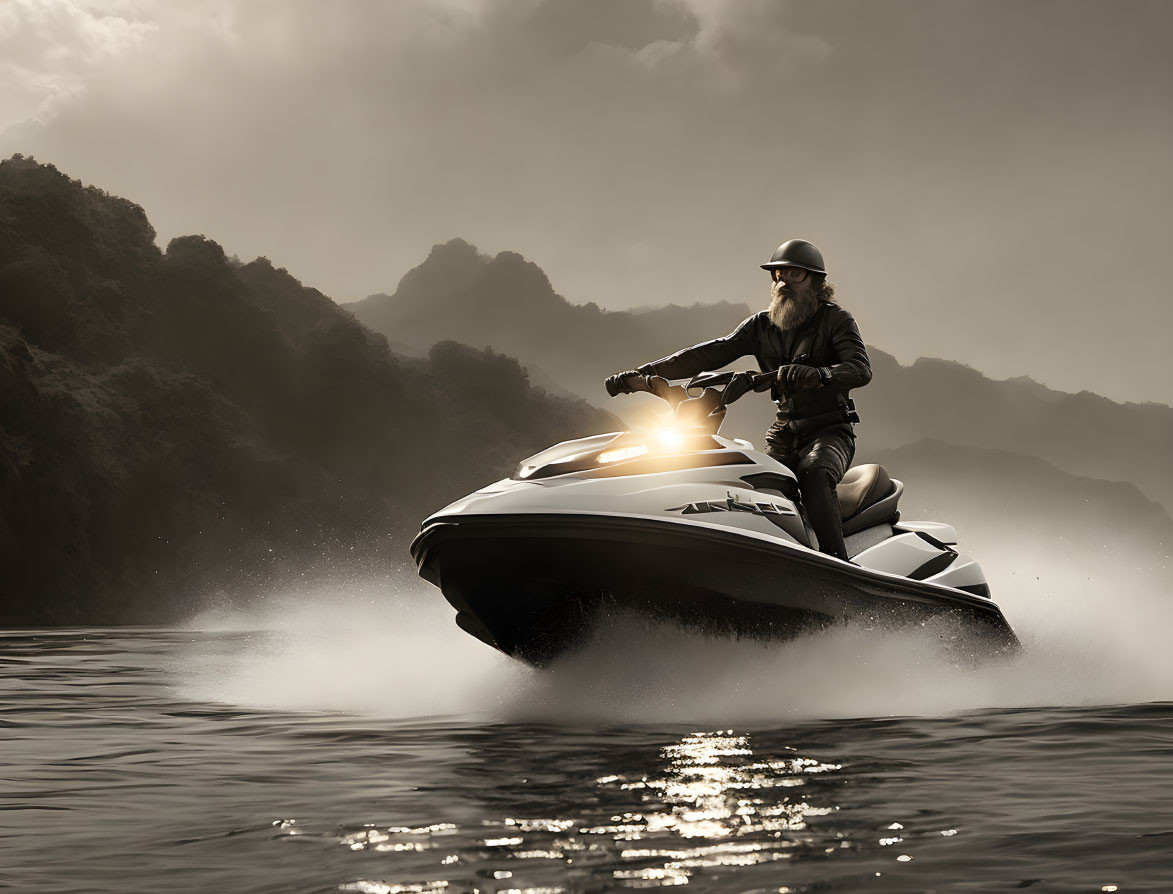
[411,366,1018,666]
[608,239,868,562]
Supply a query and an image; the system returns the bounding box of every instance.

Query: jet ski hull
[411,512,1019,665]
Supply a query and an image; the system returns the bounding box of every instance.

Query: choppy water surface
[4,588,1173,893]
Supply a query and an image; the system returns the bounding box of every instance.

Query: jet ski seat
[838,464,903,535]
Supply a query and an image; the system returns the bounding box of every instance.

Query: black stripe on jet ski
[956,583,992,599]
[913,530,957,550]
[739,472,800,500]
[908,545,959,581]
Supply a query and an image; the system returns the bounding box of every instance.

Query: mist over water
[180,536,1173,725]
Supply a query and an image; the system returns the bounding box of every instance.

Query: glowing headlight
[597,444,648,465]
[657,429,684,449]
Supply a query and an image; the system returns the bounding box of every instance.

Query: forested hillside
[0,157,618,624]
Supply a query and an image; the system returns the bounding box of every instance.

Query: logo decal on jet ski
[668,492,797,528]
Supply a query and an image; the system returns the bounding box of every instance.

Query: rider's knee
[796,460,835,490]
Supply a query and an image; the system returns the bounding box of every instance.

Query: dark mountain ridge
[0,157,618,625]
[863,352,1173,511]
[863,438,1173,550]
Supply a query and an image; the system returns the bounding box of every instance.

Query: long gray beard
[768,280,819,331]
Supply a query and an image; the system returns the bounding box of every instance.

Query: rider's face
[770,266,810,285]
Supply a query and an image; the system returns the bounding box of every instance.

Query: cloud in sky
[2,0,1171,403]
[0,0,156,122]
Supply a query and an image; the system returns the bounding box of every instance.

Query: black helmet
[760,239,826,275]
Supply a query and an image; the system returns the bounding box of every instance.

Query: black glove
[605,369,646,397]
[775,364,822,394]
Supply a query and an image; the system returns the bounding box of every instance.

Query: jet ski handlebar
[611,369,774,404]
[610,369,779,433]
[687,369,778,398]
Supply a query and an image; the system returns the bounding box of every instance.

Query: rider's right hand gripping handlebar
[606,371,646,397]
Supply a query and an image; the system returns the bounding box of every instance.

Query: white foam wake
[179,539,1173,724]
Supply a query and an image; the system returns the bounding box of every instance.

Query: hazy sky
[2,0,1171,403]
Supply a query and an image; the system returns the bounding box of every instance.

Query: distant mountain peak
[399,239,554,297]
[909,356,984,376]
[424,236,483,266]
[389,238,487,301]
[354,238,569,331]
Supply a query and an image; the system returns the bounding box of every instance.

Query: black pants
[765,422,855,560]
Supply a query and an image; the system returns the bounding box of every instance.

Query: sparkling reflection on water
[319,730,845,891]
[3,629,1173,894]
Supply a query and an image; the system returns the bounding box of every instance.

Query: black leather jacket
[639,302,872,419]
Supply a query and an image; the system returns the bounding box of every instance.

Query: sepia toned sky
[2,0,1171,403]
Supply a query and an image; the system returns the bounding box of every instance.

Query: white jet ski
[411,371,1018,664]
